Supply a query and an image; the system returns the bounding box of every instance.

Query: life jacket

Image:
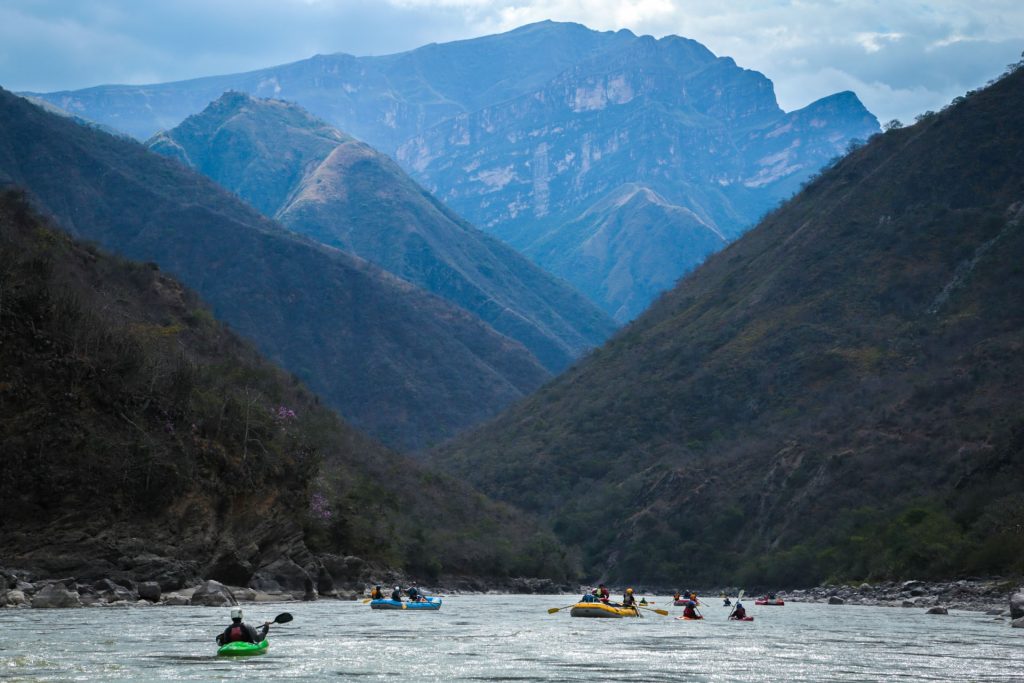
[223,621,252,644]
[683,605,698,618]
[733,607,746,619]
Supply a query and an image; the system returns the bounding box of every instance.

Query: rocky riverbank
[774,579,1024,625]
[0,566,574,609]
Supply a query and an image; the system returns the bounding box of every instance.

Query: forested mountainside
[31,21,877,322]
[0,190,575,589]
[0,88,551,451]
[147,92,615,372]
[434,66,1024,587]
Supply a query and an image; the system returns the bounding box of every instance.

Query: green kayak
[217,640,268,657]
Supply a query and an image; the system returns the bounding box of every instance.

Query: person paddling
[407,583,421,602]
[730,601,747,620]
[723,596,731,606]
[622,588,637,609]
[391,586,403,601]
[216,607,270,645]
[597,584,610,603]
[682,599,701,620]
[370,585,384,600]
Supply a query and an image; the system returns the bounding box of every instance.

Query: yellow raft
[569,602,640,618]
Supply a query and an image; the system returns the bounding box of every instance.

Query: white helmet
[394,586,400,591]
[231,607,243,620]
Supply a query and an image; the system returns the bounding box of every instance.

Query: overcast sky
[2,0,1021,124]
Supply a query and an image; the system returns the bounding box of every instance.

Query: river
[1,595,1020,681]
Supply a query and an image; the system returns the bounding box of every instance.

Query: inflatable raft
[755,598,785,606]
[569,602,639,618]
[217,640,268,657]
[370,597,442,610]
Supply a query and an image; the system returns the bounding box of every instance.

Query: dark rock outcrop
[828,596,845,605]
[927,606,949,615]
[138,582,161,603]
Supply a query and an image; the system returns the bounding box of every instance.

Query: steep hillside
[0,88,550,451]
[0,190,575,588]
[525,184,727,321]
[148,92,615,371]
[434,67,1024,586]
[399,33,879,316]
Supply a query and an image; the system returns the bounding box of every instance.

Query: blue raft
[370,596,442,611]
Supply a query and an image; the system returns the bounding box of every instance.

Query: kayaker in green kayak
[216,607,271,646]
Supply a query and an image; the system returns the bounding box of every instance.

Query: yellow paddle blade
[362,598,372,603]
[653,608,669,616]
[547,607,561,614]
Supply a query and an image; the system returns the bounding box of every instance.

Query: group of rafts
[217,589,784,656]
[562,590,784,620]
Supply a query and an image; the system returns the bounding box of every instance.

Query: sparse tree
[883,119,903,132]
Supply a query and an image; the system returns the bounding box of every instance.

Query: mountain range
[146,91,615,372]
[27,21,879,322]
[433,66,1024,586]
[0,87,552,451]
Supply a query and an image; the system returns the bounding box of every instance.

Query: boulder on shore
[93,578,136,603]
[138,582,161,603]
[31,583,82,608]
[828,596,845,605]
[927,607,948,615]
[190,580,237,607]
[1012,617,1024,628]
[1009,590,1024,619]
[2,589,28,607]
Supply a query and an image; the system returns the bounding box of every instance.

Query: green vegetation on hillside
[434,64,1024,587]
[0,86,550,452]
[0,189,576,583]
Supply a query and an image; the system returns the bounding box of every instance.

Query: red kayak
[676,616,703,620]
[755,598,784,606]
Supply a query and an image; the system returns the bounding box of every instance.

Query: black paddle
[267,612,293,625]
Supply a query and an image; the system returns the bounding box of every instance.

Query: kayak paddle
[271,612,293,624]
[547,603,577,614]
[636,604,669,616]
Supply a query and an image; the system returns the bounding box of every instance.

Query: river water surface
[1,595,1020,681]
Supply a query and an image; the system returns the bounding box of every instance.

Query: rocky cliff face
[148,92,616,371]
[397,35,879,317]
